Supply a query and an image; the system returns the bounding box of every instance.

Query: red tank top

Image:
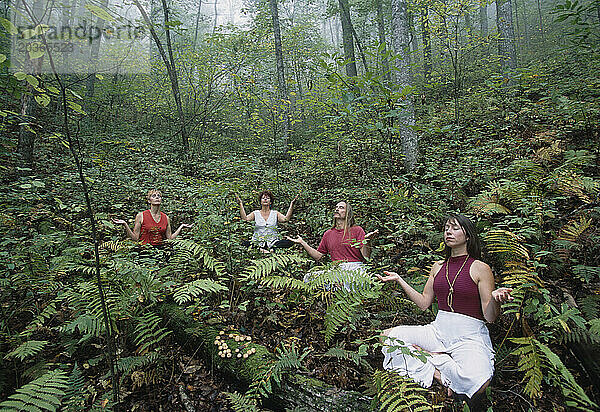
[140,210,168,245]
[433,255,484,320]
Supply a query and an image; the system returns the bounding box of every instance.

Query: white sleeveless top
[251,210,281,248]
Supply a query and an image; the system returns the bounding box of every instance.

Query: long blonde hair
[332,201,355,240]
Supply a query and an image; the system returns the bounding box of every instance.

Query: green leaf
[85,4,114,22]
[0,53,6,63]
[35,94,50,107]
[0,17,18,35]
[14,72,27,80]
[25,75,39,87]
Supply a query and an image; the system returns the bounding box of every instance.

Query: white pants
[303,261,366,291]
[382,310,494,398]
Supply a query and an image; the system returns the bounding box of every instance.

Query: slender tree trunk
[133,0,189,153]
[85,0,109,117]
[536,0,544,38]
[338,0,369,73]
[480,2,488,37]
[17,0,43,167]
[268,0,289,151]
[375,0,390,82]
[338,0,357,77]
[193,0,203,51]
[519,0,529,48]
[391,0,418,172]
[420,5,432,82]
[496,0,517,71]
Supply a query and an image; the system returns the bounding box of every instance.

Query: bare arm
[166,216,193,239]
[474,260,513,323]
[360,229,379,260]
[113,212,142,241]
[376,262,439,311]
[287,235,324,261]
[278,194,299,223]
[235,194,254,222]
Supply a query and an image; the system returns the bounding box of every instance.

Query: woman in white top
[235,191,298,251]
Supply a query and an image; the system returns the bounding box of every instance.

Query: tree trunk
[17,0,44,167]
[338,0,357,77]
[192,0,203,51]
[496,0,517,71]
[536,0,544,38]
[479,2,488,37]
[268,0,289,151]
[391,0,418,172]
[133,0,189,153]
[85,0,109,117]
[420,5,432,82]
[157,303,372,411]
[375,0,390,82]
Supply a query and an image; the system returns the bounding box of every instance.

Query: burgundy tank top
[140,210,167,246]
[433,255,484,320]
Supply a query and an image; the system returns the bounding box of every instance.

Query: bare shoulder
[430,260,444,275]
[471,259,493,281]
[135,211,144,220]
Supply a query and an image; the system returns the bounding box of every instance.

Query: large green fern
[133,312,172,354]
[368,370,433,412]
[0,369,69,411]
[172,279,228,304]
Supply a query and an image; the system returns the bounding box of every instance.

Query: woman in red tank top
[376,214,513,409]
[113,189,192,246]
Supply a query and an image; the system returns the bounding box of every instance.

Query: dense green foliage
[1,0,599,410]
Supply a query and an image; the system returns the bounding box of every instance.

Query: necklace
[445,255,469,312]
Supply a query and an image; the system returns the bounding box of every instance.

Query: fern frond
[558,215,592,243]
[572,266,600,284]
[172,239,227,276]
[173,279,228,305]
[578,295,600,319]
[552,171,594,203]
[6,340,48,361]
[259,275,308,291]
[535,340,598,411]
[99,240,132,253]
[0,369,68,411]
[368,370,432,412]
[324,291,365,344]
[224,391,259,412]
[61,363,86,412]
[22,302,58,337]
[242,253,308,281]
[501,261,544,289]
[510,337,543,401]
[483,229,530,261]
[116,352,160,376]
[133,313,172,354]
[323,343,371,370]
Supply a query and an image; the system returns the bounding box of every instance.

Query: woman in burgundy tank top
[376,214,513,409]
[113,189,192,246]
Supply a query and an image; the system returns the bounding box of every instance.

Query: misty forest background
[1,0,600,411]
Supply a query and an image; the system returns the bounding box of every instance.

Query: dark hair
[443,214,481,260]
[258,190,274,206]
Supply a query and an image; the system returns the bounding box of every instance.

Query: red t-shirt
[140,210,168,245]
[317,226,365,262]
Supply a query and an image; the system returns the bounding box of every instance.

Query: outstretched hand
[180,223,193,229]
[365,229,379,241]
[492,287,514,304]
[375,271,401,283]
[234,193,242,204]
[112,218,127,225]
[286,235,303,244]
[292,193,300,203]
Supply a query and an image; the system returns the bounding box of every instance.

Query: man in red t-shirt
[288,201,378,286]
